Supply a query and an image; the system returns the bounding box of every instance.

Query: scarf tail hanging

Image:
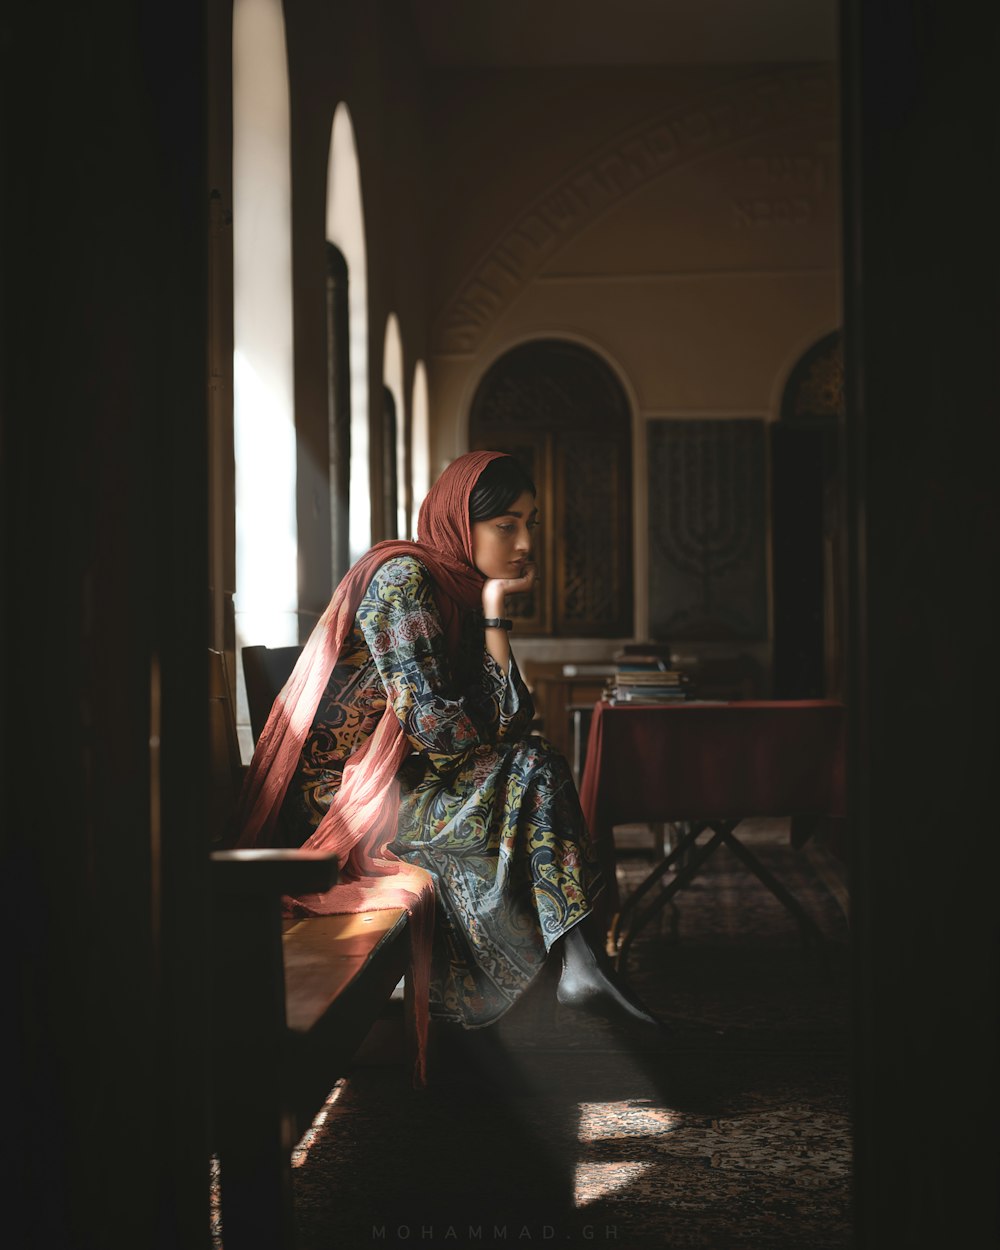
[282,712,434,1084]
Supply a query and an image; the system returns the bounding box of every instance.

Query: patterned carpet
[287,819,852,1250]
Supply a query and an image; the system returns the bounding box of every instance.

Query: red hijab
[232,449,507,1084]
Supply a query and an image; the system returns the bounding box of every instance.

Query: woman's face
[471,490,538,580]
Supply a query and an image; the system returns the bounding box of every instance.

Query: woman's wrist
[482,621,511,674]
[482,592,506,618]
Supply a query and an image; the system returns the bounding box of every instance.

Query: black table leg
[608,820,708,953]
[613,820,831,977]
[720,828,831,968]
[614,823,735,971]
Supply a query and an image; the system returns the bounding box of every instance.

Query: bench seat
[282,908,410,1136]
[282,909,408,1032]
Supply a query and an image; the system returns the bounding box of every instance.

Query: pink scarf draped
[231,449,507,1085]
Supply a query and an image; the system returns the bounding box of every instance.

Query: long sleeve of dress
[357,556,533,772]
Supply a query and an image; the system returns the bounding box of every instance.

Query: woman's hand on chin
[482,562,536,617]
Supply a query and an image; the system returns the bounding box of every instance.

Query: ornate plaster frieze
[432,66,833,356]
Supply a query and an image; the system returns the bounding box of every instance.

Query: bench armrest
[210,849,340,897]
[210,850,341,1065]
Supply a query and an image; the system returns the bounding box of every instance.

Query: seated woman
[232,451,658,1075]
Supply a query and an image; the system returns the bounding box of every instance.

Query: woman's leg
[555,919,664,1029]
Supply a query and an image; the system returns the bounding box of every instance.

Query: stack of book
[605,653,690,703]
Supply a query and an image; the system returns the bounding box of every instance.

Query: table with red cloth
[577,699,846,968]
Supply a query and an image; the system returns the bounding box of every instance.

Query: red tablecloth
[578,700,845,911]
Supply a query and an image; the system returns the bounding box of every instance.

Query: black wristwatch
[482,617,513,631]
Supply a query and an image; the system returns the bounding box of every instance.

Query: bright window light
[232,0,297,760]
[383,313,406,537]
[326,104,369,565]
[411,360,430,533]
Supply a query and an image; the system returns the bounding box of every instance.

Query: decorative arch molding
[455,328,642,458]
[433,65,834,356]
[469,337,632,436]
[779,329,844,425]
[767,326,842,422]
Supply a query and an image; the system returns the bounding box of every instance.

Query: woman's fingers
[482,565,537,616]
[504,563,537,595]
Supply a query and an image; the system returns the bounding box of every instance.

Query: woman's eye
[527,519,541,531]
[497,523,514,534]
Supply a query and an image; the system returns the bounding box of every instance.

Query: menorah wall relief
[648,419,767,640]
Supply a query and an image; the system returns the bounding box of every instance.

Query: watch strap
[482,617,513,631]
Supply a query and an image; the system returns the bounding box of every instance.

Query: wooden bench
[208,649,411,1250]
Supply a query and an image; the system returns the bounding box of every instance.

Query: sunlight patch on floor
[292,1079,349,1167]
[577,1098,682,1143]
[574,1160,655,1208]
[209,1154,222,1250]
[574,1099,681,1208]
[209,1080,350,1247]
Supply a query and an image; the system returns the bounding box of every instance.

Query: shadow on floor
[291,825,852,1250]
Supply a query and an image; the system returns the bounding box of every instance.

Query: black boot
[556,923,665,1031]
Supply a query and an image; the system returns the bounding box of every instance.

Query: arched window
[469,339,633,637]
[382,386,399,540]
[326,103,369,565]
[232,0,295,757]
[382,313,405,541]
[325,243,351,579]
[410,361,430,535]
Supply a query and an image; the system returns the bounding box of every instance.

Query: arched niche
[771,330,844,698]
[469,339,633,637]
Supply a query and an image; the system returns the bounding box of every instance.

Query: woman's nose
[515,528,531,553]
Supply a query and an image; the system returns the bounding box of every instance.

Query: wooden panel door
[469,339,633,638]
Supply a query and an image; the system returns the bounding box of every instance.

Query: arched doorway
[469,339,633,638]
[771,331,843,698]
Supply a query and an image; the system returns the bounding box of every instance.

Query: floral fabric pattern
[278,555,603,1026]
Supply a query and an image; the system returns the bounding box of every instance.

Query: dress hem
[430,877,608,1031]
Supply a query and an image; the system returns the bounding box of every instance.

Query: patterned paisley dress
[277,555,604,1027]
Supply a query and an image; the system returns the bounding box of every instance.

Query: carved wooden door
[470,340,632,637]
